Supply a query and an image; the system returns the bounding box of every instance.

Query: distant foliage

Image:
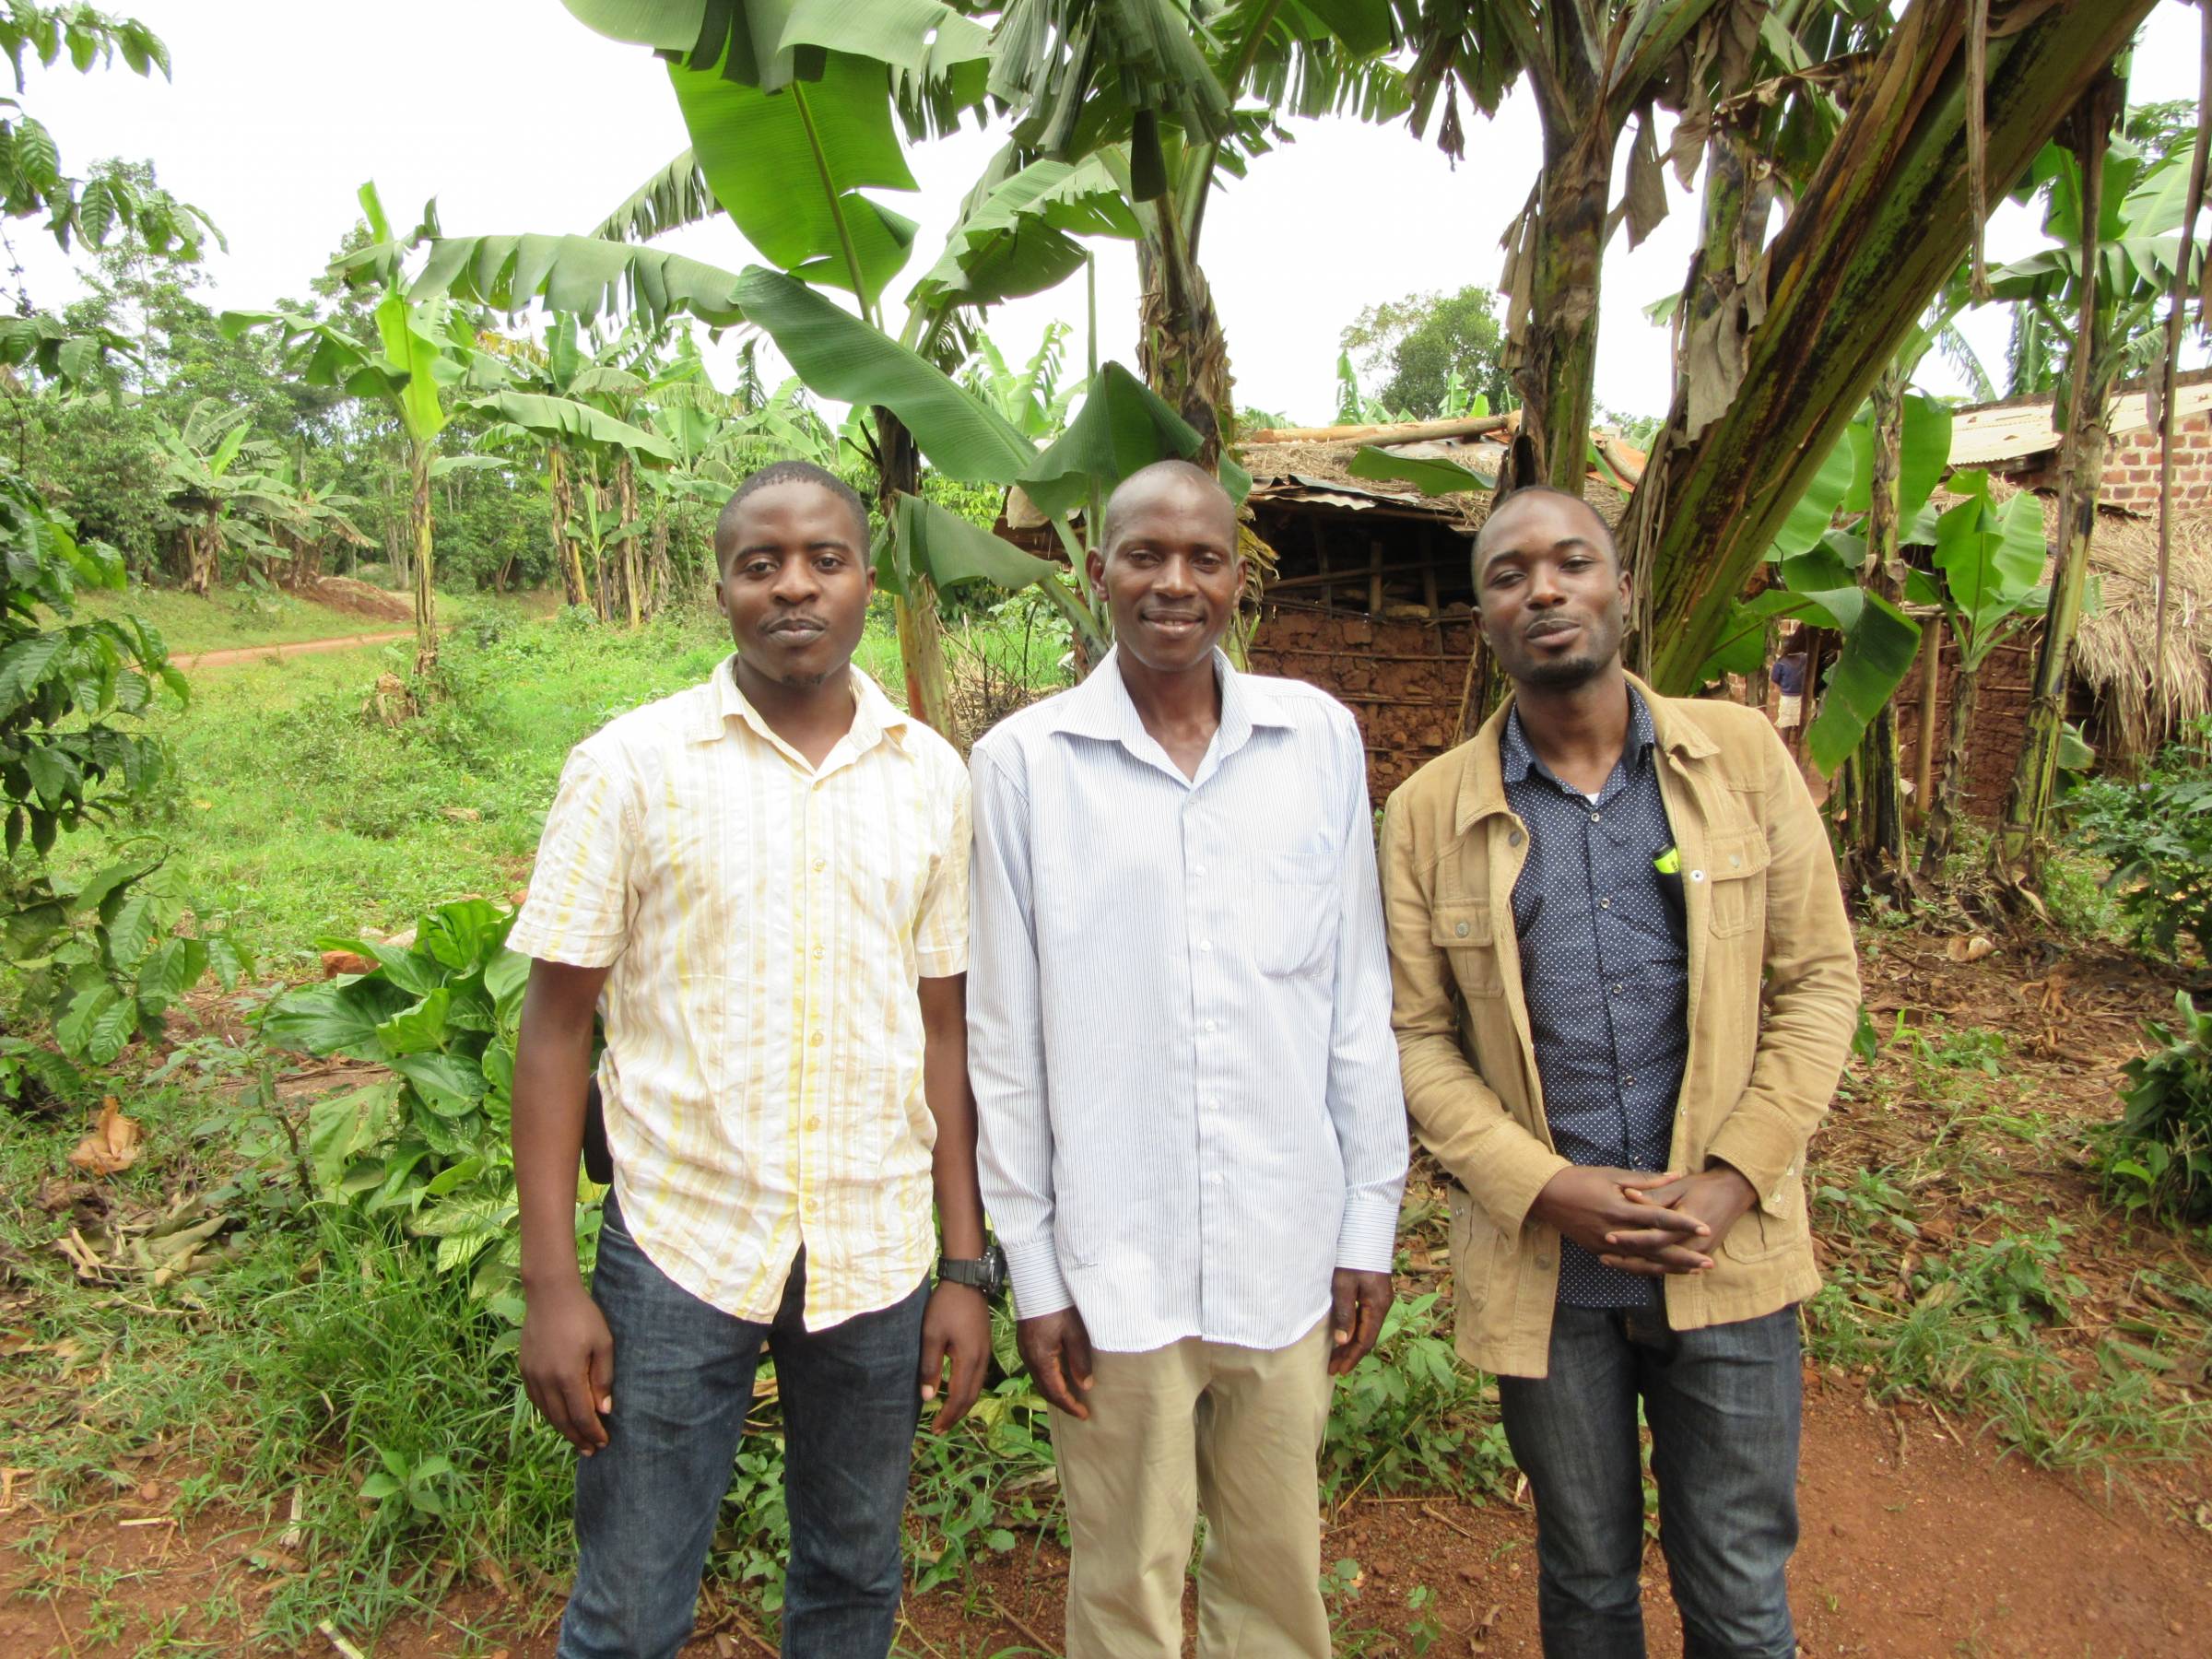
[2096,991,2212,1227]
[1337,286,1512,420]
[2065,722,2212,962]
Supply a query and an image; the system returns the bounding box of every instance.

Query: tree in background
[1338,285,1511,420]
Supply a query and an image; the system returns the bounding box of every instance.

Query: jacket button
[1535,1254,1554,1270]
[1509,830,1524,847]
[1454,921,1470,937]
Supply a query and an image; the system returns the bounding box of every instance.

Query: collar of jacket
[1453,669,1722,836]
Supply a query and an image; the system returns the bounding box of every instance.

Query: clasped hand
[1529,1164,1759,1278]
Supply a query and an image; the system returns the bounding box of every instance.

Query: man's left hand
[1599,1166,1760,1277]
[1328,1268,1394,1375]
[918,1282,992,1430]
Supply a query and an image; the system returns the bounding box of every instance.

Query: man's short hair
[1100,458,1233,549]
[1475,482,1620,571]
[716,461,871,566]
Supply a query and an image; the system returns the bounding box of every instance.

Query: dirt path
[4,1379,2206,1657]
[172,627,453,670]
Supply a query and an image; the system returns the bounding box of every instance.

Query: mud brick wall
[2099,410,2212,512]
[1889,629,2043,820]
[1246,603,1478,803]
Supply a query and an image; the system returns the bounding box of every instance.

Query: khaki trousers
[1052,1316,1334,1659]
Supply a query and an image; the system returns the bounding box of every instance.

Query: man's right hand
[1529,1166,1714,1273]
[521,1279,616,1453]
[1016,1307,1095,1421]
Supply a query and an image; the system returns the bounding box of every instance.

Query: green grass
[59,606,742,969]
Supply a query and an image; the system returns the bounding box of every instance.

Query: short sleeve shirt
[507,655,970,1329]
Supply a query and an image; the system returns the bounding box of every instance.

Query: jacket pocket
[1722,1175,1806,1263]
[1700,829,1771,938]
[1430,901,1504,998]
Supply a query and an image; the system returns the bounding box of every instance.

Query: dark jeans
[558,1198,928,1659]
[1498,1303,1802,1659]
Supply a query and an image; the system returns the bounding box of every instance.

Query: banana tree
[225,185,474,677]
[1989,92,2205,893]
[1394,0,1725,489]
[152,398,271,595]
[983,0,1406,465]
[1624,0,2157,693]
[1912,471,2051,882]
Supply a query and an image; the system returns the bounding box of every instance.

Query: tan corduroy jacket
[1381,675,1860,1378]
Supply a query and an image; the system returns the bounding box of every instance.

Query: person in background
[968,460,1408,1658]
[508,461,995,1659]
[1382,486,1859,1659]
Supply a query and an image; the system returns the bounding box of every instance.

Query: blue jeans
[557,1199,928,1659]
[1497,1303,1801,1659]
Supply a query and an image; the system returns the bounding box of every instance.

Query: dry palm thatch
[2066,505,2212,756]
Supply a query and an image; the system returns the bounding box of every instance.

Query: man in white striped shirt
[970,460,1408,1657]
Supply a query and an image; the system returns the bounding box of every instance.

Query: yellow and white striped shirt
[508,654,970,1330]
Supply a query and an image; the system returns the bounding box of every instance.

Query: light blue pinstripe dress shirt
[968,647,1408,1354]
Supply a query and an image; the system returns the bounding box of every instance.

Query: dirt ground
[5,929,2210,1656]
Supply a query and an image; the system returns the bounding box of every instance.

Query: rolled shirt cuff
[1000,1235,1074,1321]
[1334,1192,1402,1275]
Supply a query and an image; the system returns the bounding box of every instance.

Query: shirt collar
[693,653,912,761]
[1043,646,1295,753]
[1500,683,1658,788]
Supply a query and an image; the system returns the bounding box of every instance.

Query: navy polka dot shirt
[1500,689,1688,1309]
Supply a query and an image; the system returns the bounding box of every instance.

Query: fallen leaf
[1944,934,1997,963]
[320,949,375,979]
[439,806,481,822]
[69,1099,143,1175]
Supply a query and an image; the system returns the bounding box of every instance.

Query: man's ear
[1086,547,1107,603]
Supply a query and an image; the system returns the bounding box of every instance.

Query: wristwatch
[935,1242,1006,1298]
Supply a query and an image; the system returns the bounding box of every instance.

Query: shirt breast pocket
[1701,829,1771,938]
[1253,849,1337,978]
[1430,901,1505,998]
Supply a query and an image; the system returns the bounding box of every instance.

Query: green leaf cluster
[264,899,549,1322]
[2096,990,2212,1227]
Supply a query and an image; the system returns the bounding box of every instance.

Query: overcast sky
[11,2,2205,426]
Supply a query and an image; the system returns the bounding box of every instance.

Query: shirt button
[805,1197,818,1214]
[806,1115,821,1132]
[1598,897,1611,910]
[807,1030,824,1048]
[812,857,826,873]
[1611,983,1624,995]
[1191,864,1206,877]
[810,945,824,959]
[1206,1097,1219,1111]
[1589,812,1601,824]
[1205,1019,1218,1033]
[1206,1172,1223,1185]
[1624,1076,1637,1088]
[1199,939,1212,952]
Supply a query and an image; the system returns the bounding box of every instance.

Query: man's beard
[1520,649,1611,690]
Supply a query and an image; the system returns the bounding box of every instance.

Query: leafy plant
[359,1445,461,1524]
[2065,721,2212,962]
[2095,991,2212,1225]
[260,898,544,1321]
[1323,1291,1507,1500]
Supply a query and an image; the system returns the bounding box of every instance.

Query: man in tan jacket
[1382,487,1859,1658]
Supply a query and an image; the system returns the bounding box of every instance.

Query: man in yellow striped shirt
[508,462,994,1659]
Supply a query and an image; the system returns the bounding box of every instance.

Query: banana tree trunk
[187,511,219,596]
[549,443,589,609]
[616,454,642,629]
[1994,387,2110,882]
[1514,124,1609,491]
[875,408,953,735]
[409,437,438,678]
[1919,647,1983,883]
[1135,208,1234,470]
[1845,371,1912,894]
[646,507,672,619]
[1631,0,2156,693]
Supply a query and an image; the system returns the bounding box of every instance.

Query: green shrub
[2095,990,2212,1226]
[259,897,552,1322]
[2065,721,2212,961]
